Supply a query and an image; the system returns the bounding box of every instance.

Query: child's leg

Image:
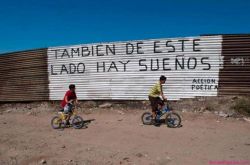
[65,115,70,125]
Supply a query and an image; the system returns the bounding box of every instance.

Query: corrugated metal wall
[47,35,223,100]
[0,34,249,102]
[0,49,49,102]
[218,34,250,95]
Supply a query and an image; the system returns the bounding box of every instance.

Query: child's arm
[160,85,167,100]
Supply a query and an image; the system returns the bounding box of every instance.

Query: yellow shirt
[149,82,162,97]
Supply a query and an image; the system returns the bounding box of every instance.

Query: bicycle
[141,101,181,128]
[51,104,85,129]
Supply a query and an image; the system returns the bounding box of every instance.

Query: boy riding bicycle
[148,75,167,126]
[61,84,78,125]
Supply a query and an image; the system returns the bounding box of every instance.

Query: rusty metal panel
[0,49,49,102]
[218,34,250,95]
[47,36,223,100]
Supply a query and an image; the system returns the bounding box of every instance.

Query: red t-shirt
[61,90,77,108]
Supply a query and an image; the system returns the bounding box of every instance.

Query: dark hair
[160,75,166,81]
[69,84,75,89]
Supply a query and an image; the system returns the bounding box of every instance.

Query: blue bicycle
[141,102,181,128]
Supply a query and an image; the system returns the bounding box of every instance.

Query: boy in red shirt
[61,84,78,110]
[61,84,78,125]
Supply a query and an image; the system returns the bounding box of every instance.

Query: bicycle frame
[156,105,171,119]
[58,106,77,121]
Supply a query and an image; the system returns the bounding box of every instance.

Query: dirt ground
[0,109,250,165]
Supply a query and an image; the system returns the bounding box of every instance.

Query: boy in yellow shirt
[148,75,167,125]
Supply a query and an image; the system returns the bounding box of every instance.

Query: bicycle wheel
[141,112,153,125]
[51,116,62,129]
[72,116,84,129]
[165,112,181,128]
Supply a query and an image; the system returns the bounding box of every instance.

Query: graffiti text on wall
[49,39,213,75]
[192,79,218,91]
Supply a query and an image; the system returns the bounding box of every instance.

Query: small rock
[199,106,206,112]
[203,110,211,114]
[140,124,144,126]
[117,111,125,115]
[216,120,220,123]
[135,153,143,158]
[165,156,171,160]
[237,118,245,121]
[227,111,235,117]
[3,122,7,124]
[243,117,250,122]
[123,157,129,160]
[231,96,238,101]
[5,110,11,113]
[69,160,73,162]
[61,145,66,148]
[197,97,205,101]
[182,109,187,113]
[99,103,112,108]
[27,112,32,116]
[40,159,46,164]
[117,119,123,122]
[218,111,228,118]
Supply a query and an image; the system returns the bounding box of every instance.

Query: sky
[0,0,250,54]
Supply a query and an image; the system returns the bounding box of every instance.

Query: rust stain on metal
[218,34,250,95]
[0,49,49,101]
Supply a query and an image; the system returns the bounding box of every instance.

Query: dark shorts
[148,96,164,112]
[63,103,73,114]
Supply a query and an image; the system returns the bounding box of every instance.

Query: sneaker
[66,121,70,126]
[155,118,161,123]
[153,119,161,127]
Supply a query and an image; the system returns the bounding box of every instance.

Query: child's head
[159,75,166,84]
[69,84,76,92]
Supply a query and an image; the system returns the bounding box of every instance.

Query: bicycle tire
[141,112,153,125]
[165,112,181,128]
[72,116,84,129]
[51,116,62,129]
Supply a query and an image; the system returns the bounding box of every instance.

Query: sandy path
[0,110,250,165]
